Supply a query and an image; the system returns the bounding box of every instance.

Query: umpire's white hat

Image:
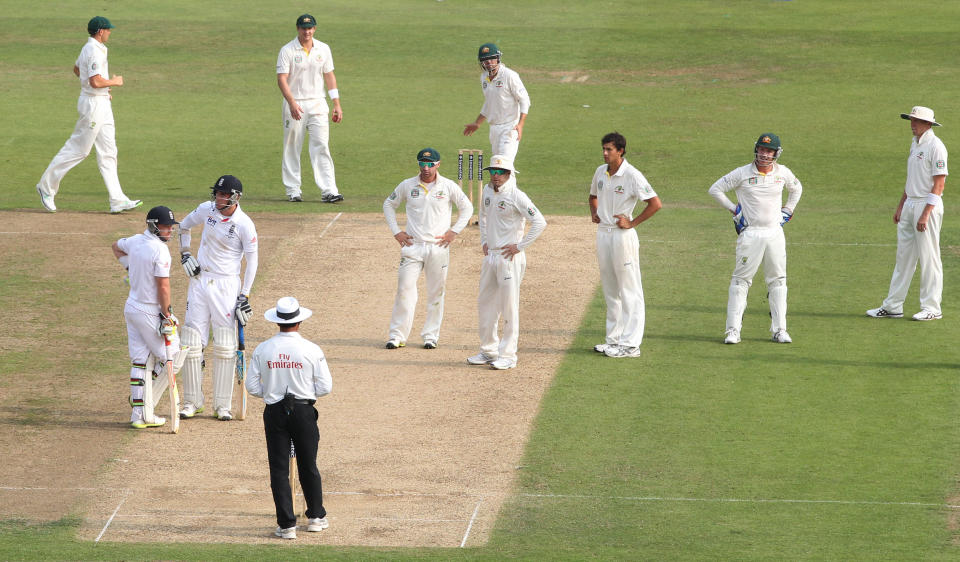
[264,297,313,323]
[901,106,941,126]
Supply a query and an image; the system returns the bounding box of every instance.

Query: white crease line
[318,212,342,238]
[95,489,130,543]
[521,493,960,509]
[460,497,483,548]
[0,485,481,499]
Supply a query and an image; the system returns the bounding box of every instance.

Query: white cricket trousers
[184,272,241,347]
[37,95,129,208]
[488,122,520,161]
[882,197,943,315]
[281,99,339,198]
[125,300,180,423]
[727,226,788,334]
[597,226,646,348]
[477,250,526,363]
[388,243,450,344]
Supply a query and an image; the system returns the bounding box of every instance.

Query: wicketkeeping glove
[236,294,252,326]
[732,204,748,235]
[181,252,201,277]
[780,207,793,226]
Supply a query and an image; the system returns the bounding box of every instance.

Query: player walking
[112,206,182,428]
[589,132,662,358]
[178,175,259,421]
[467,155,546,370]
[462,43,531,162]
[36,16,141,214]
[383,148,474,349]
[867,106,948,321]
[277,14,344,203]
[709,133,803,344]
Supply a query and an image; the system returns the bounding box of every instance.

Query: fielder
[709,133,803,344]
[589,132,662,358]
[178,175,259,421]
[467,155,546,370]
[462,43,531,162]
[112,206,184,429]
[36,16,141,214]
[383,148,474,349]
[277,14,344,203]
[867,106,948,321]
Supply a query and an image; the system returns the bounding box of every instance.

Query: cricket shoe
[423,340,437,349]
[866,307,903,318]
[605,345,642,358]
[37,186,56,212]
[321,193,344,203]
[385,339,405,349]
[110,199,143,214]
[593,343,613,353]
[131,416,166,429]
[179,403,204,418]
[307,517,329,532]
[216,407,233,421]
[288,195,303,202]
[771,330,792,343]
[912,310,943,321]
[490,358,517,370]
[274,526,297,539]
[724,329,741,344]
[467,353,496,365]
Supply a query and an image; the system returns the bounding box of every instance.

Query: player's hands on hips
[395,231,414,246]
[235,295,252,326]
[513,123,524,141]
[732,204,747,234]
[181,252,201,277]
[591,213,601,224]
[614,214,633,229]
[482,243,489,256]
[463,122,479,136]
[779,207,793,226]
[500,243,520,260]
[436,230,456,248]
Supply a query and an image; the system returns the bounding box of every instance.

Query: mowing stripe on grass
[521,493,960,509]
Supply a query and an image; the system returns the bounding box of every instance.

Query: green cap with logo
[478,43,501,61]
[296,14,317,28]
[755,133,781,151]
[417,148,440,162]
[87,16,114,35]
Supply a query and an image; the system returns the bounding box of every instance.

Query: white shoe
[912,310,942,321]
[772,330,792,343]
[307,517,329,532]
[37,186,56,212]
[593,343,612,353]
[179,403,203,418]
[130,415,166,429]
[216,407,233,421]
[385,339,405,349]
[866,307,902,318]
[423,340,437,349]
[110,199,143,214]
[724,330,740,344]
[489,358,517,370]
[605,345,642,358]
[467,353,495,365]
[274,526,296,539]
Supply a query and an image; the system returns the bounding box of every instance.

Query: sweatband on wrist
[328,88,339,100]
[118,255,129,270]
[926,192,942,206]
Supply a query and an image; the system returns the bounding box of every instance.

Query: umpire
[246,296,333,539]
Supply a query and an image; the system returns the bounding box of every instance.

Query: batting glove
[157,312,179,337]
[732,204,748,235]
[780,207,793,226]
[236,294,252,326]
[181,252,201,277]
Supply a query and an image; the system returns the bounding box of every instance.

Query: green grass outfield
[3,0,960,558]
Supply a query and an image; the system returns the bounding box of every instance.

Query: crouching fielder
[178,175,259,420]
[113,206,184,428]
[708,133,802,344]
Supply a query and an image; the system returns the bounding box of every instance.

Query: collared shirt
[590,159,658,227]
[478,177,546,250]
[117,229,171,311]
[479,64,531,125]
[905,128,949,197]
[383,174,474,242]
[708,162,803,229]
[277,37,335,101]
[246,332,332,405]
[179,201,259,294]
[76,37,110,97]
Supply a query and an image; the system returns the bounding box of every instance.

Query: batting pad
[147,354,169,410]
[180,325,204,408]
[767,281,788,333]
[211,326,237,412]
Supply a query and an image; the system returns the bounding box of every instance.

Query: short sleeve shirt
[277,38,334,100]
[77,38,110,97]
[117,230,171,309]
[479,65,531,125]
[383,174,473,241]
[905,128,949,197]
[590,159,658,227]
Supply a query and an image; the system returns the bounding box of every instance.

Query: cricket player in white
[277,14,344,203]
[709,133,802,344]
[467,155,546,370]
[589,133,662,358]
[178,175,259,420]
[36,16,141,214]
[113,206,182,428]
[383,148,474,349]
[463,43,531,162]
[868,106,948,321]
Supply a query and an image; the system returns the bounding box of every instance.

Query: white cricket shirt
[117,229,171,311]
[277,37,335,101]
[590,159,658,227]
[77,38,110,97]
[479,64,531,125]
[179,201,259,292]
[905,128,948,197]
[478,177,546,250]
[383,174,474,242]
[709,162,803,229]
[246,331,332,405]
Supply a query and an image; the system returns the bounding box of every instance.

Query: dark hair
[278,322,301,330]
[601,132,627,155]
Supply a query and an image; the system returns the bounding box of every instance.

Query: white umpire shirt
[478,176,546,250]
[590,159,658,227]
[277,37,334,102]
[383,174,474,242]
[479,64,531,125]
[77,38,110,97]
[905,128,949,197]
[246,332,332,405]
[708,162,803,229]
[117,229,171,313]
[179,201,260,295]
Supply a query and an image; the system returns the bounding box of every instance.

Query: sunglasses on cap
[418,161,439,168]
[488,168,510,175]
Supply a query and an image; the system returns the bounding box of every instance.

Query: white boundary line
[94,489,130,543]
[521,493,960,509]
[460,497,483,548]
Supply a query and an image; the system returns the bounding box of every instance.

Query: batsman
[178,175,259,421]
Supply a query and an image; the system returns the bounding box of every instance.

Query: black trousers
[263,401,326,528]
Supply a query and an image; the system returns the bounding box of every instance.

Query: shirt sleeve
[312,349,332,398]
[276,45,290,74]
[240,222,259,296]
[931,141,949,176]
[515,192,546,250]
[783,171,803,212]
[511,72,531,114]
[449,182,474,233]
[590,168,601,197]
[154,246,172,278]
[708,170,739,213]
[478,185,489,248]
[479,75,490,118]
[383,183,405,235]
[322,43,334,74]
[178,204,204,252]
[246,346,264,398]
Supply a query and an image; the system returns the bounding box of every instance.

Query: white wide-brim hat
[901,106,941,126]
[482,154,518,173]
[264,296,313,323]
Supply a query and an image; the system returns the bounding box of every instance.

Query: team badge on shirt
[937,160,945,169]
[496,80,503,88]
[389,192,398,200]
[92,63,98,71]
[527,207,536,217]
[434,190,446,200]
[748,177,758,185]
[614,186,624,194]
[497,201,507,210]
[598,180,604,189]
[483,82,488,90]
[411,188,420,198]
[295,55,303,63]
[484,197,491,207]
